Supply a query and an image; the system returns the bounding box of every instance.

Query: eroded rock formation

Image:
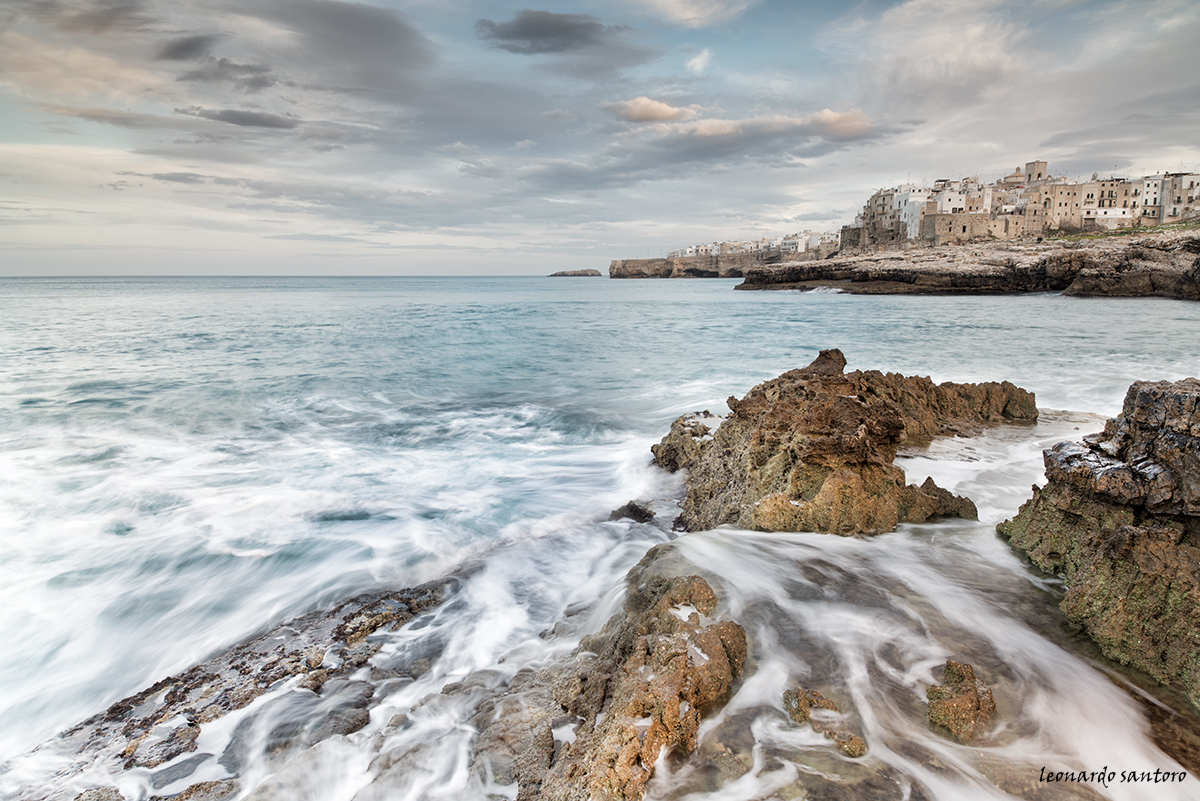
[783,687,867,757]
[471,544,747,801]
[737,231,1200,300]
[998,378,1200,709]
[549,269,602,277]
[653,349,1037,534]
[926,660,995,744]
[35,583,447,801]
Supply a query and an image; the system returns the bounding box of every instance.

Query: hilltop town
[610,160,1200,279]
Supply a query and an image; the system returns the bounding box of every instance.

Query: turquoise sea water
[1,277,1199,799]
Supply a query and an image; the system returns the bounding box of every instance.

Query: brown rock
[783,687,867,758]
[999,378,1200,710]
[654,349,1033,534]
[926,660,995,743]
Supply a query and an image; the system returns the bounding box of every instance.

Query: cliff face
[999,378,1200,709]
[653,349,1037,534]
[609,251,780,279]
[737,231,1200,299]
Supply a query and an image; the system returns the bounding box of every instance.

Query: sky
[0,0,1198,275]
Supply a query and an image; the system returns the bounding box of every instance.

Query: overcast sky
[1,0,1198,275]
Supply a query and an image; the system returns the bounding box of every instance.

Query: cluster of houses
[845,160,1200,248]
[666,230,841,259]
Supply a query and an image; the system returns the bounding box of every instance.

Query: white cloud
[635,0,757,28]
[602,96,700,122]
[686,48,711,75]
[0,32,164,100]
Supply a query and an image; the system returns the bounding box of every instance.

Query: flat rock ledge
[653,349,1037,534]
[737,230,1200,300]
[549,269,602,277]
[998,377,1200,710]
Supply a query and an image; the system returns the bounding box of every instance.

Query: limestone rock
[926,660,995,743]
[738,231,1200,300]
[609,501,655,523]
[654,349,1036,534]
[783,687,867,758]
[469,544,747,801]
[998,378,1200,710]
[549,269,602,277]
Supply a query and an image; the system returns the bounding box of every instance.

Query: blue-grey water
[1,277,1198,800]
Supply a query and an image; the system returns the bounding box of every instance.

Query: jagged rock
[469,544,747,801]
[926,660,995,743]
[40,582,446,793]
[654,349,1036,534]
[783,687,867,758]
[999,378,1200,709]
[738,231,1200,300]
[609,501,655,523]
[76,791,125,801]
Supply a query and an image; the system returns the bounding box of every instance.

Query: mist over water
[1,276,1198,799]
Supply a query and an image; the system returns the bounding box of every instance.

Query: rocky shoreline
[735,230,1200,299]
[24,356,1200,800]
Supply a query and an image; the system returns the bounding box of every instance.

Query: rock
[926,660,995,743]
[467,543,748,801]
[43,582,447,791]
[783,687,867,757]
[76,791,125,801]
[654,349,1036,534]
[737,231,1200,300]
[549,269,602,277]
[998,378,1200,709]
[609,501,655,523]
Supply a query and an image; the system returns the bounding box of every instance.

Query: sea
[1,276,1198,800]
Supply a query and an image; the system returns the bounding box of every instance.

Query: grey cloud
[149,172,208,183]
[237,0,435,93]
[35,0,155,33]
[475,9,657,76]
[476,10,620,54]
[39,104,201,130]
[176,107,300,129]
[267,233,365,242]
[157,34,221,60]
[179,59,276,92]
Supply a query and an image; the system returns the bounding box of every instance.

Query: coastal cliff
[609,250,779,279]
[652,349,1037,534]
[999,378,1200,710]
[736,230,1200,299]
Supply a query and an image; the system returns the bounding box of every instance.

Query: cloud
[266,233,364,242]
[602,96,699,122]
[0,31,161,99]
[475,9,657,76]
[636,0,757,28]
[476,10,620,54]
[175,107,300,129]
[41,0,156,34]
[178,58,276,92]
[686,48,711,75]
[149,172,208,183]
[157,34,222,61]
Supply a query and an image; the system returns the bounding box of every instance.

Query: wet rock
[655,349,1035,534]
[609,501,655,523]
[783,687,867,758]
[41,582,447,793]
[926,660,995,744]
[999,378,1200,710]
[468,543,748,801]
[76,791,124,801]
